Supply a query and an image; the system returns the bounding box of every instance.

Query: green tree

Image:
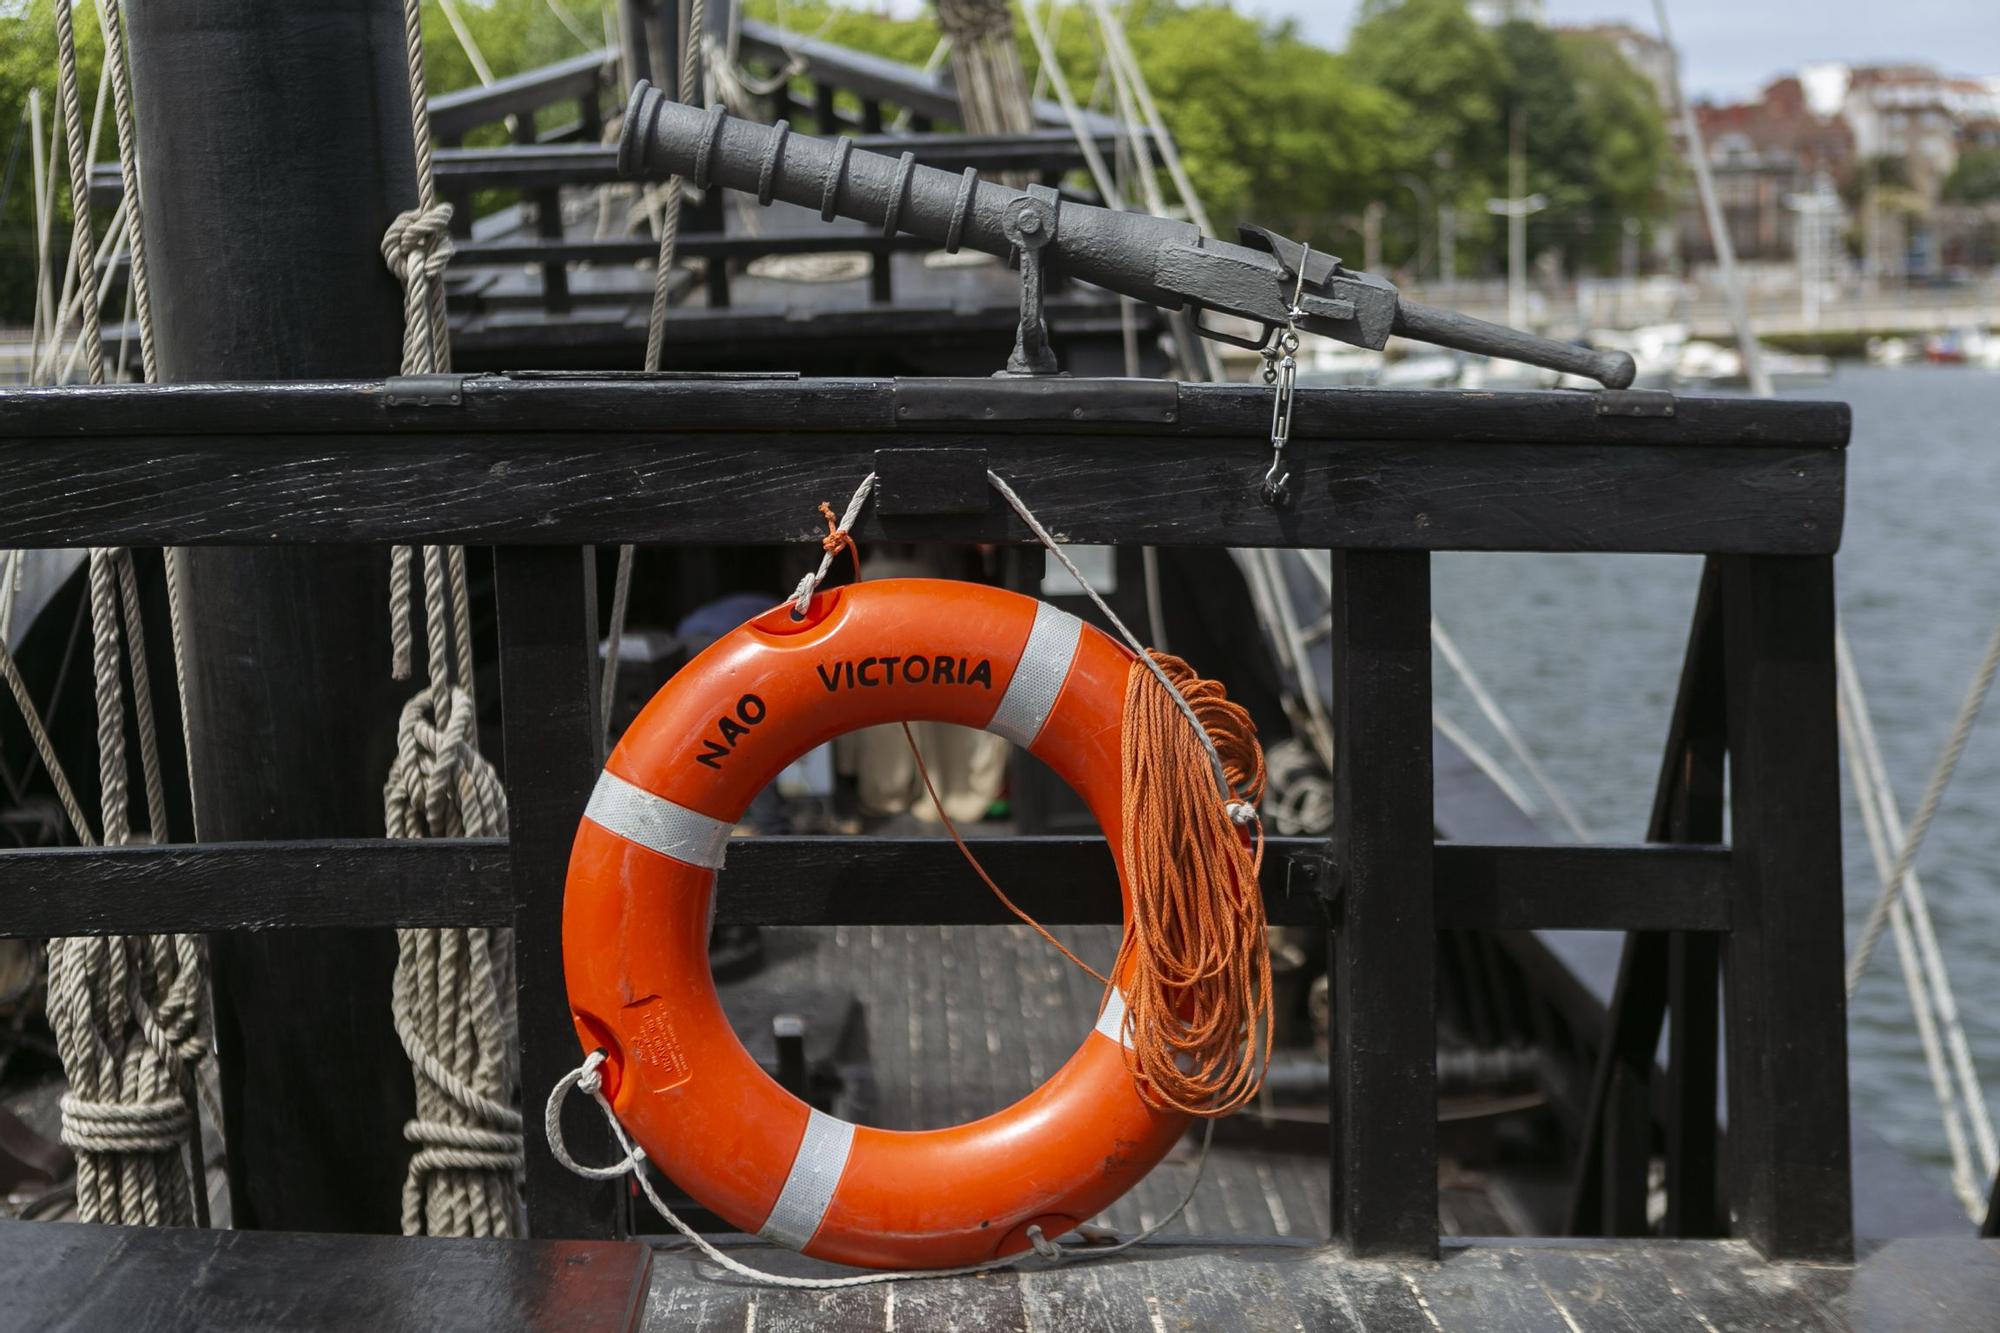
[1118,4,1413,242]
[0,0,105,325]
[1558,27,1673,267]
[1943,147,2000,205]
[1346,0,1509,229]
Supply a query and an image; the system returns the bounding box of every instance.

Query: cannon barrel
[618,83,1635,389]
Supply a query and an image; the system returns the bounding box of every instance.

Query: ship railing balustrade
[0,371,1851,1262]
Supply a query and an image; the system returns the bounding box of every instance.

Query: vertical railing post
[1328,549,1437,1258]
[1568,561,1727,1238]
[1721,553,1852,1261]
[497,545,618,1238]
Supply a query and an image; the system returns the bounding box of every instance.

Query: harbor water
[1429,364,2000,1198]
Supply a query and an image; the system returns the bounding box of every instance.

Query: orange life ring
[562,578,1188,1269]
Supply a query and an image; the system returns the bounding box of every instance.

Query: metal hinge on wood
[892,377,1178,424]
[382,373,469,408]
[1594,388,1676,419]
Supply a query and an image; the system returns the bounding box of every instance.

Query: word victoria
[816,656,994,691]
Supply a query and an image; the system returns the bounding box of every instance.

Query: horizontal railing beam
[0,836,1729,937]
[0,378,1847,554]
[0,839,512,935]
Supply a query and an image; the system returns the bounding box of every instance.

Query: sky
[1234,0,2000,102]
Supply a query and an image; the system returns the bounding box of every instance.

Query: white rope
[1845,619,2000,996]
[378,0,520,1239]
[545,1051,1211,1288]
[36,0,208,1227]
[1836,632,1998,1215]
[0,635,91,840]
[51,0,103,388]
[786,471,877,616]
[1839,694,1986,1215]
[1430,617,1592,841]
[603,0,710,742]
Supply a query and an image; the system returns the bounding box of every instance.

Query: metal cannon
[618,82,1636,388]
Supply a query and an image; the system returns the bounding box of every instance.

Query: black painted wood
[1722,555,1852,1261]
[1329,549,1437,1258]
[0,379,1846,554]
[0,375,1852,444]
[1568,561,1729,1238]
[0,836,1728,937]
[126,0,421,1235]
[427,50,610,142]
[0,1218,651,1333]
[1656,568,1728,1240]
[0,839,511,935]
[495,547,618,1240]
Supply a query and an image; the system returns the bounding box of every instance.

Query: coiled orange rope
[1108,652,1271,1117]
[903,648,1271,1120]
[809,495,1271,1120]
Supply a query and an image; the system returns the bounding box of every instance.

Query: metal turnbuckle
[1259,245,1310,507]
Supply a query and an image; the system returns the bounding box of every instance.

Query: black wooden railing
[0,374,1853,1261]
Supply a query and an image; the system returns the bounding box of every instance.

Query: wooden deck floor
[725,922,1335,1240]
[641,1236,2000,1333]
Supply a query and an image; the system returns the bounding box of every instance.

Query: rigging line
[28,89,52,379]
[0,635,93,846]
[542,0,598,52]
[1845,618,2000,1003]
[1651,0,1766,399]
[606,0,709,742]
[1431,617,1592,841]
[1836,634,1999,1180]
[1654,2,1991,1193]
[1018,0,1121,210]
[1839,692,1989,1215]
[1432,707,1539,824]
[51,0,106,386]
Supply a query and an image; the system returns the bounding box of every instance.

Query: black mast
[127,0,418,1232]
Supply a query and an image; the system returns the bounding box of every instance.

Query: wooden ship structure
[0,2,1996,1327]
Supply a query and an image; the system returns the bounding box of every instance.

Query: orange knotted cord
[808,494,1270,1118]
[818,500,859,575]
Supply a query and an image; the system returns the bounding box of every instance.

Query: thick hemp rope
[37,0,208,1228]
[385,546,522,1237]
[380,0,521,1238]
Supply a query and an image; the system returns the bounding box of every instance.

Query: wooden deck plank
[1646,1240,1842,1332]
[1408,1245,1572,1332]
[650,1238,2000,1333]
[0,1220,651,1333]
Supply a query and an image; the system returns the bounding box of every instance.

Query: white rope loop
[542,1052,1211,1288]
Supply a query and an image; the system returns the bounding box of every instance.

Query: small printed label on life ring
[626,997,693,1092]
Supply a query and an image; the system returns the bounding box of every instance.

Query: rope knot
[60,1092,191,1155]
[381,203,457,283]
[818,500,857,561]
[788,474,878,616]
